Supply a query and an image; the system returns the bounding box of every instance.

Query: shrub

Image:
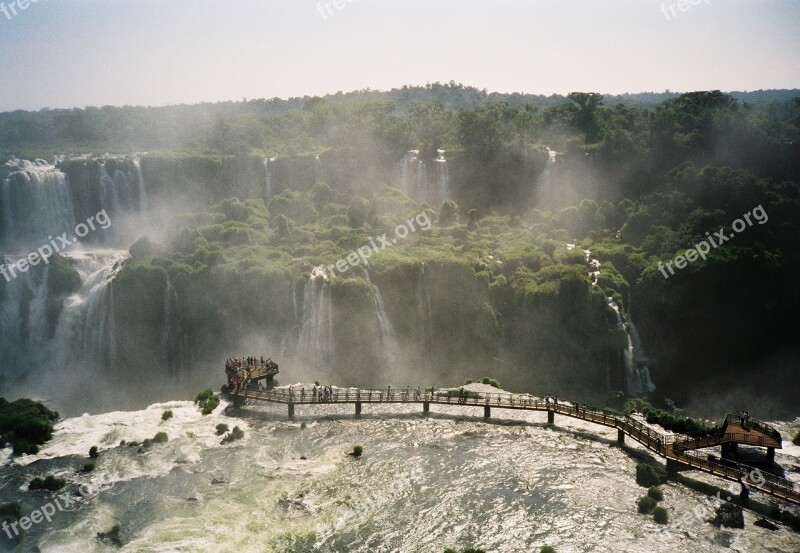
[97,523,123,547]
[464,379,473,385]
[0,502,22,519]
[636,463,667,487]
[194,389,220,415]
[12,441,39,455]
[194,389,213,404]
[623,398,708,433]
[28,477,44,490]
[352,445,363,457]
[30,475,66,491]
[221,426,244,444]
[653,506,669,524]
[647,486,663,501]
[638,496,657,514]
[89,446,99,459]
[215,423,229,436]
[793,430,800,446]
[202,396,220,415]
[0,502,22,541]
[541,547,557,553]
[482,377,490,384]
[161,410,173,421]
[152,432,169,444]
[82,461,96,473]
[0,398,59,454]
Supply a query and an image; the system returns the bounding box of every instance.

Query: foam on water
[1,401,798,552]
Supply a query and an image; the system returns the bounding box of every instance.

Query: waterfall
[2,159,76,252]
[314,154,323,183]
[608,298,655,396]
[417,264,433,348]
[296,267,334,370]
[364,270,400,368]
[435,149,449,205]
[393,150,429,202]
[264,157,275,204]
[417,159,428,203]
[0,263,50,378]
[133,159,149,215]
[535,148,557,209]
[162,277,182,373]
[0,250,128,386]
[628,318,656,393]
[76,251,126,370]
[99,164,125,218]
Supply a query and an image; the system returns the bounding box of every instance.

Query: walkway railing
[231,385,800,505]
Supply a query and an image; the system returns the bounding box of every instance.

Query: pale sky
[0,0,798,111]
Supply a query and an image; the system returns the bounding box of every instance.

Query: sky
[0,0,798,111]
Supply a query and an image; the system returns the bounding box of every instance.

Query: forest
[2,83,800,414]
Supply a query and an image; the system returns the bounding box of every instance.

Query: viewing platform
[227,384,800,507]
[672,414,783,461]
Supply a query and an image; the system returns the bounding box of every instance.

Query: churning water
[2,398,799,552]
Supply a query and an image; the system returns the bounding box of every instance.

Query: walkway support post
[288,402,295,419]
[484,405,491,419]
[423,401,430,415]
[547,410,555,425]
[617,429,625,445]
[355,401,362,416]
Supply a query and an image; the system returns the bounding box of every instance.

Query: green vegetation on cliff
[0,398,59,455]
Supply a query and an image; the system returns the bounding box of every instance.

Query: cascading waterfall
[394,150,429,202]
[628,317,656,393]
[296,267,334,370]
[76,251,126,370]
[162,277,182,373]
[534,147,558,209]
[435,149,449,205]
[99,164,126,218]
[0,263,50,377]
[417,264,433,348]
[133,158,149,215]
[0,250,129,388]
[364,270,400,368]
[608,298,655,396]
[264,156,276,204]
[2,159,76,251]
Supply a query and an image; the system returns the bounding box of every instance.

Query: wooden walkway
[231,386,800,506]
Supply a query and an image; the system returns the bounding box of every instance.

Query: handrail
[230,385,798,504]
